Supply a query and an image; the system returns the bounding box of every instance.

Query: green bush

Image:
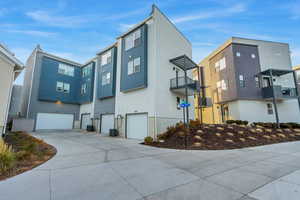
[226,120,248,125]
[144,136,154,144]
[23,143,37,154]
[0,138,15,173]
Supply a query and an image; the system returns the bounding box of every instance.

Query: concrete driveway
[1,131,300,200]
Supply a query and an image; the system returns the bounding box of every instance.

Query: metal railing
[170,76,197,89]
[262,86,298,99]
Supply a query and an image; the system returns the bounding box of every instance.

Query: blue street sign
[180,103,191,108]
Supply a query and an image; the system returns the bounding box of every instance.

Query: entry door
[263,77,271,87]
[101,114,114,136]
[81,114,91,130]
[126,113,148,139]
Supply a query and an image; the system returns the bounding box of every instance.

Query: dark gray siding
[9,85,22,117]
[232,43,262,99]
[120,24,148,92]
[98,47,117,99]
[28,53,80,121]
[209,44,237,103]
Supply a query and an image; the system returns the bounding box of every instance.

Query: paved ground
[1,131,300,200]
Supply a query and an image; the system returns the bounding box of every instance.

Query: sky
[1,0,300,85]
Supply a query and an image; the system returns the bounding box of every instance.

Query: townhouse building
[196,37,300,124]
[21,5,197,139]
[294,65,300,91]
[0,43,23,136]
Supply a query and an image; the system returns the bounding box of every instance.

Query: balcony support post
[270,70,280,128]
[292,71,300,113]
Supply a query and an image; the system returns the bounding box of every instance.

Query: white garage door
[81,114,91,130]
[36,113,74,130]
[101,114,114,136]
[126,113,148,139]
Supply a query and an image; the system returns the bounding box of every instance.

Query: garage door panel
[36,113,74,130]
[81,114,91,130]
[127,114,148,139]
[101,114,114,136]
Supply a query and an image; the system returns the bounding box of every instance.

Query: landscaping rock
[278,134,286,138]
[265,129,272,133]
[271,135,277,138]
[248,136,257,140]
[294,129,300,132]
[159,140,165,143]
[238,131,244,135]
[284,129,291,132]
[239,138,246,142]
[216,133,222,137]
[277,129,283,132]
[217,127,224,131]
[263,135,271,139]
[225,139,234,143]
[197,130,203,134]
[296,133,300,136]
[194,135,202,141]
[177,131,185,137]
[193,142,202,147]
[227,132,234,136]
[256,128,263,133]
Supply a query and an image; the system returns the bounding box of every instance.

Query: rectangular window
[219,57,226,70]
[102,72,111,85]
[63,83,70,93]
[128,57,141,75]
[56,82,70,93]
[267,103,273,115]
[82,65,92,77]
[58,63,74,77]
[255,76,260,88]
[215,61,220,72]
[56,82,64,92]
[125,29,141,51]
[101,50,112,66]
[239,75,245,88]
[81,83,87,95]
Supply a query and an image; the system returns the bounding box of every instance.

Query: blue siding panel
[120,24,148,92]
[98,47,117,99]
[78,62,95,104]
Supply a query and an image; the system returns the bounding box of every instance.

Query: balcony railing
[262,86,298,99]
[170,76,198,96]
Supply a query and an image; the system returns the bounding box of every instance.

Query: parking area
[1,130,300,200]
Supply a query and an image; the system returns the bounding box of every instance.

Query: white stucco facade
[115,7,195,138]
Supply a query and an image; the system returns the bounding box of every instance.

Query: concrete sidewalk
[1,131,300,200]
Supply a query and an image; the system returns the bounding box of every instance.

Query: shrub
[144,136,154,144]
[0,138,15,173]
[226,120,248,125]
[251,122,300,129]
[23,143,37,154]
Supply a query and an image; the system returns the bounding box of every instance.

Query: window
[125,29,141,51]
[221,80,227,90]
[176,97,181,110]
[102,72,111,85]
[56,82,63,92]
[254,76,260,88]
[128,57,141,75]
[239,75,245,88]
[236,52,241,57]
[58,63,74,77]
[56,82,70,93]
[251,54,256,59]
[63,83,70,93]
[82,64,92,77]
[101,50,112,66]
[267,103,273,115]
[215,57,226,71]
[81,83,87,95]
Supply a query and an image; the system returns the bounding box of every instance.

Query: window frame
[267,103,274,115]
[101,50,112,66]
[102,71,111,86]
[56,81,64,92]
[127,57,141,75]
[81,83,87,95]
[58,63,74,77]
[239,75,245,88]
[125,28,141,51]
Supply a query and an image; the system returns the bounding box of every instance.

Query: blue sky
[1,0,300,85]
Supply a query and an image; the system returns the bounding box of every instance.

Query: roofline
[200,36,290,64]
[82,56,97,66]
[37,49,82,66]
[0,43,24,68]
[117,16,153,39]
[96,43,117,55]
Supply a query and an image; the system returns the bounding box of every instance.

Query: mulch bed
[0,132,56,181]
[145,124,300,150]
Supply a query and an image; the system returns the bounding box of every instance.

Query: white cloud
[6,30,57,37]
[26,10,90,28]
[172,3,247,23]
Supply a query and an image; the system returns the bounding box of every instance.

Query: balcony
[170,76,198,96]
[262,86,298,99]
